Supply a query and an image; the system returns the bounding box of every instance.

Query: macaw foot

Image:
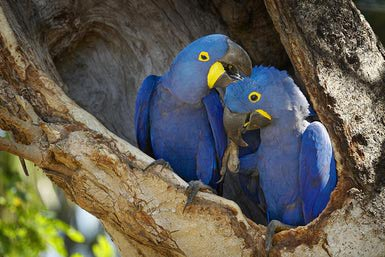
[265,220,295,254]
[184,180,216,212]
[143,159,173,173]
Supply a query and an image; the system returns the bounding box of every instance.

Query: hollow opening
[48,4,346,253]
[54,29,141,144]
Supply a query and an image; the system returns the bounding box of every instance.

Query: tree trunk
[0,0,384,256]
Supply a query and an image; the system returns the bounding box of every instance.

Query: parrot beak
[243,109,272,130]
[223,107,249,147]
[223,107,272,147]
[207,39,252,89]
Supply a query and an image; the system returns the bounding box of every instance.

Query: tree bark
[263,0,385,256]
[0,0,384,256]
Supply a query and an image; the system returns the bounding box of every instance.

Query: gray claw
[184,180,215,212]
[265,220,295,254]
[216,175,225,184]
[144,159,172,173]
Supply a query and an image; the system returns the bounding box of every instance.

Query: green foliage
[92,236,115,257]
[70,253,85,257]
[0,151,85,257]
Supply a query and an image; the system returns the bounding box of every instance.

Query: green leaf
[66,228,85,243]
[92,235,115,257]
[47,235,67,257]
[70,253,85,257]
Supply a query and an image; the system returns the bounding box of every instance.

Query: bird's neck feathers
[161,68,210,105]
[261,109,309,145]
[259,87,310,146]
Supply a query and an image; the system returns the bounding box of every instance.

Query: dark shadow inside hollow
[54,30,141,144]
[223,172,267,225]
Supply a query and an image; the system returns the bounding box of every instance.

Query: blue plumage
[202,90,227,169]
[300,122,337,223]
[148,84,222,186]
[135,75,159,156]
[135,34,251,190]
[224,66,337,225]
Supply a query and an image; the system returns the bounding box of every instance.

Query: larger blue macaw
[135,34,252,205]
[223,66,337,251]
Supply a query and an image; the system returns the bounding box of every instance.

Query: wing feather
[134,75,160,156]
[299,122,337,223]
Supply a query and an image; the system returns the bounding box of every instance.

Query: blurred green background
[0,131,117,257]
[0,1,384,256]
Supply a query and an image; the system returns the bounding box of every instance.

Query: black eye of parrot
[198,51,210,62]
[248,91,261,103]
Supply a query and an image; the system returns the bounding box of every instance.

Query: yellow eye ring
[248,91,261,103]
[198,51,210,62]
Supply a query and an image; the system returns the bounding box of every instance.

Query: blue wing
[202,90,227,168]
[299,121,337,223]
[134,75,160,156]
[201,90,227,187]
[196,136,218,187]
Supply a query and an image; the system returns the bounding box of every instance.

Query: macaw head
[223,66,309,146]
[164,34,252,104]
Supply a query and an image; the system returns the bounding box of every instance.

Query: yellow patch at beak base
[255,109,272,120]
[207,62,225,88]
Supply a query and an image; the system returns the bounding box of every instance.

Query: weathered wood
[263,0,385,256]
[0,0,385,256]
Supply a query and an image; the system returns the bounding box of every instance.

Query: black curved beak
[207,39,252,89]
[223,107,272,147]
[223,107,249,147]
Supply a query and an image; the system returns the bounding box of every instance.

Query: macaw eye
[248,91,261,103]
[198,51,210,62]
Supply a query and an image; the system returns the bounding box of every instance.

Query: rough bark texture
[0,0,384,256]
[263,0,385,256]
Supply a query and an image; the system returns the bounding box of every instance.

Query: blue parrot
[223,66,337,251]
[135,34,252,205]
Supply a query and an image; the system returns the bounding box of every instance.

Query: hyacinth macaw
[223,66,337,251]
[135,34,252,205]
[220,111,266,224]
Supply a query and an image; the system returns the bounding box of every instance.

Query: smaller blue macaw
[223,66,337,251]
